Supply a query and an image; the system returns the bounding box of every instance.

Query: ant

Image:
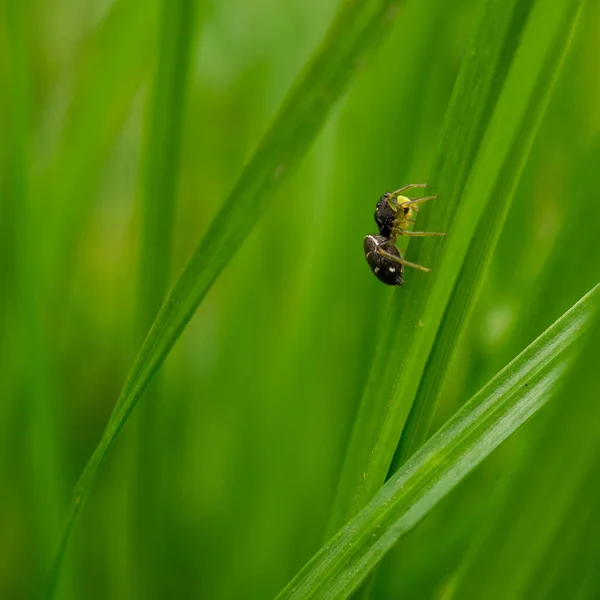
[364,183,446,286]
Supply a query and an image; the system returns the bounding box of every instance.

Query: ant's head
[374,192,396,238]
[375,192,414,238]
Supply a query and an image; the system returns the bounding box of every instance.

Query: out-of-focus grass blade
[137,0,196,328]
[450,284,600,600]
[45,0,408,594]
[275,282,600,600]
[327,0,537,535]
[508,137,600,361]
[133,0,197,590]
[392,0,584,470]
[42,0,158,292]
[5,0,65,580]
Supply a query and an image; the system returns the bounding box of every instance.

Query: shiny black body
[374,193,396,238]
[363,234,404,286]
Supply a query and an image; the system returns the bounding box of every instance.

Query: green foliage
[276,283,599,599]
[327,0,540,535]
[1,0,599,598]
[450,290,600,597]
[45,0,410,592]
[393,0,583,470]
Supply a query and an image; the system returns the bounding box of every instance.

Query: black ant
[364,183,446,286]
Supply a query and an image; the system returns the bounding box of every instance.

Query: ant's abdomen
[364,234,404,286]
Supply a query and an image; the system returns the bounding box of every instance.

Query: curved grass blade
[327,0,537,536]
[450,283,600,599]
[45,0,407,594]
[276,281,600,600]
[392,0,585,470]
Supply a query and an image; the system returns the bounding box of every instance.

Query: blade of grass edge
[44,0,407,595]
[326,0,537,537]
[449,271,600,599]
[276,281,600,600]
[392,0,584,471]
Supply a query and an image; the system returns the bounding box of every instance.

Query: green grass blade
[327,0,537,535]
[137,0,196,328]
[505,138,600,365]
[45,0,409,593]
[392,0,584,470]
[133,0,197,591]
[450,282,600,599]
[5,0,65,579]
[275,281,600,600]
[42,0,158,293]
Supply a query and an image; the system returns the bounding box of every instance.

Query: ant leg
[400,194,439,212]
[386,195,400,212]
[389,190,437,213]
[389,183,429,196]
[396,230,446,237]
[376,246,431,273]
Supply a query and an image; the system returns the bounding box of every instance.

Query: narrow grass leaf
[327,0,537,535]
[449,220,600,599]
[276,281,600,600]
[137,0,196,328]
[132,0,196,589]
[5,0,65,575]
[393,0,584,469]
[42,0,158,294]
[509,137,600,360]
[46,0,409,593]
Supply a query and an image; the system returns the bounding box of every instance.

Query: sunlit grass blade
[45,0,409,594]
[392,0,584,470]
[327,0,537,536]
[276,281,600,600]
[450,281,600,599]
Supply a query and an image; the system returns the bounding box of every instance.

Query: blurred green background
[2,0,600,598]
